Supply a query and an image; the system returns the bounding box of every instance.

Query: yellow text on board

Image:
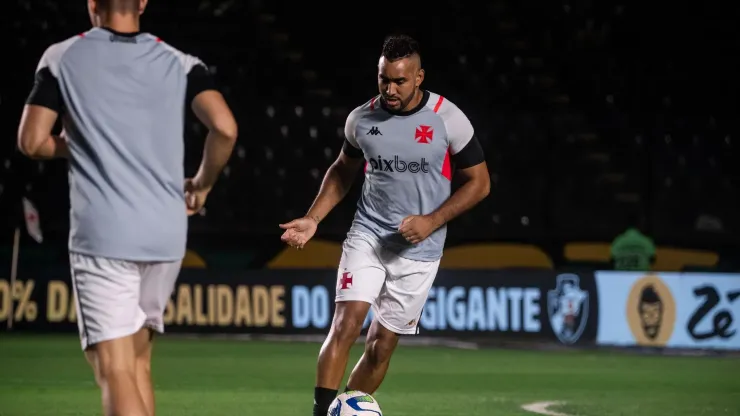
[164,283,286,327]
[0,279,287,329]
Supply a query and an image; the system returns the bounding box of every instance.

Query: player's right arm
[305,146,364,225]
[279,110,365,248]
[185,61,238,215]
[18,44,70,160]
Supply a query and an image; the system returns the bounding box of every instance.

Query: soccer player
[17,1,237,415]
[279,34,490,415]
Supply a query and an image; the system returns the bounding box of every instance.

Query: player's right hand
[184,178,211,216]
[278,217,318,249]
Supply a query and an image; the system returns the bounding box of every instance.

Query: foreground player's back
[38,28,207,261]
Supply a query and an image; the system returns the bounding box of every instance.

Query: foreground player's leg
[72,253,149,416]
[314,300,371,416]
[345,319,399,394]
[85,336,149,416]
[133,328,155,416]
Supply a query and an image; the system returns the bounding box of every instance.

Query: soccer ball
[328,390,383,415]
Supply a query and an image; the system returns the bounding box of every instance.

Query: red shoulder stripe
[433,95,445,113]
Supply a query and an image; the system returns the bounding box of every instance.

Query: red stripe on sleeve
[433,95,445,113]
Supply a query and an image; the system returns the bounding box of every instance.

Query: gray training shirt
[342,90,486,262]
[26,27,216,262]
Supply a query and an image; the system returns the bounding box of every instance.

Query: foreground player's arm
[18,51,69,160]
[18,106,68,159]
[189,63,238,190]
[305,145,364,224]
[191,91,238,188]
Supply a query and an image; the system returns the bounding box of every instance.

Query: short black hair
[381,34,421,64]
[97,0,138,12]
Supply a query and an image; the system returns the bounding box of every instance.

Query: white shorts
[336,231,440,335]
[69,252,181,350]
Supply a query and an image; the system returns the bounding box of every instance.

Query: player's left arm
[428,136,490,229]
[18,54,68,160]
[400,105,489,243]
[429,146,491,230]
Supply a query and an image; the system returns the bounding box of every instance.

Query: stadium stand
[2,0,737,271]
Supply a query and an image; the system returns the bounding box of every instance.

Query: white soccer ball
[328,390,383,415]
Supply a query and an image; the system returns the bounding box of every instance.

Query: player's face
[378,56,424,112]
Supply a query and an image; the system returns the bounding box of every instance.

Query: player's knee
[97,358,137,382]
[331,315,364,344]
[93,342,138,383]
[326,301,369,348]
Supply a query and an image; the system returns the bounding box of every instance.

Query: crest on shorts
[339,272,353,290]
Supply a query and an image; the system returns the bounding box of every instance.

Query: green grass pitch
[0,334,738,415]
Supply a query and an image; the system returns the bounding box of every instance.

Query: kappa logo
[415,125,433,143]
[547,273,590,345]
[367,126,382,136]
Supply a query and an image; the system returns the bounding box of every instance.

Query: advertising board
[0,269,598,345]
[595,272,740,350]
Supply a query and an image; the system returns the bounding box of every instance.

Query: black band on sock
[313,387,338,416]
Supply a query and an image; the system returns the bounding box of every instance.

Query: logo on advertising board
[626,275,676,346]
[547,274,589,344]
[686,284,740,342]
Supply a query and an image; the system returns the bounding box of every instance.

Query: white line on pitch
[521,401,572,416]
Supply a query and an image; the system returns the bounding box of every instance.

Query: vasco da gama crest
[547,274,590,344]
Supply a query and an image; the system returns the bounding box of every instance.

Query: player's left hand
[399,214,444,244]
[184,178,211,216]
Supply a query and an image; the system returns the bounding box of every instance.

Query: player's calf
[314,300,370,416]
[85,336,149,416]
[346,318,399,394]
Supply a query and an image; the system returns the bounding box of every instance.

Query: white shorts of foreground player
[69,252,180,350]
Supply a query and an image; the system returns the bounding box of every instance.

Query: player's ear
[139,0,148,15]
[416,68,425,87]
